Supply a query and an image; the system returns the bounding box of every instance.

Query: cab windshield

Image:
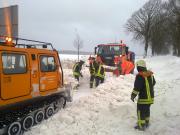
[97,46,122,55]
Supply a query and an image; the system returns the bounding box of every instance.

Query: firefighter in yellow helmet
[131,60,156,131]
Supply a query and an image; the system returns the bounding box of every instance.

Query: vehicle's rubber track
[0,95,66,135]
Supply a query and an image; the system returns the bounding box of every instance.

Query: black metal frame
[0,35,54,50]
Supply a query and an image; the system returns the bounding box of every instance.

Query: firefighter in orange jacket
[121,56,134,75]
[131,60,156,131]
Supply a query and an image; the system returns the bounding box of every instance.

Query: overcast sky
[0,0,148,54]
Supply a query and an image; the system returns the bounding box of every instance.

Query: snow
[25,55,180,135]
[60,54,88,61]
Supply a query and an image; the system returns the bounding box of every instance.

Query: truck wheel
[8,121,21,135]
[34,110,44,124]
[45,106,54,118]
[22,115,34,130]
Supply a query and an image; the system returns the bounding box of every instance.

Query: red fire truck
[94,41,135,76]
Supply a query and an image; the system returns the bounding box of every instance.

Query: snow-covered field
[25,55,180,135]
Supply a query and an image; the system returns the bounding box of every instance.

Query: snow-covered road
[25,55,180,135]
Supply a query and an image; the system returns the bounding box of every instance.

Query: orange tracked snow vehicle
[0,35,72,135]
[93,41,135,76]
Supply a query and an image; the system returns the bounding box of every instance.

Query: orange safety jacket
[121,60,134,75]
[125,61,134,74]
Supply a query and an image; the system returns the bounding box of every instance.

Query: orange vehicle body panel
[39,70,59,92]
[0,44,63,108]
[1,73,31,99]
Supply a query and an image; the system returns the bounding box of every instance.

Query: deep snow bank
[145,56,180,135]
[25,55,180,135]
[25,74,138,135]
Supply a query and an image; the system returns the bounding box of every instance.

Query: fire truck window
[40,56,56,72]
[110,47,115,53]
[98,46,110,54]
[104,46,110,54]
[97,47,103,54]
[98,46,122,55]
[122,46,126,55]
[111,46,122,55]
[2,53,27,74]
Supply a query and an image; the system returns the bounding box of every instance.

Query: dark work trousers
[95,76,104,87]
[90,75,95,88]
[74,75,79,82]
[137,104,151,128]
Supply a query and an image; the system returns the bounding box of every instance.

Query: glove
[80,74,83,77]
[131,95,135,102]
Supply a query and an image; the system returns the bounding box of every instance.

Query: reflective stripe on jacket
[73,63,80,76]
[131,71,156,104]
[96,64,105,78]
[137,77,154,104]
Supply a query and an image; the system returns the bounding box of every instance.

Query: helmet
[136,60,146,68]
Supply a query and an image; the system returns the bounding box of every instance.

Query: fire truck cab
[94,41,135,76]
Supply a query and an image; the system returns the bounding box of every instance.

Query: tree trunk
[144,38,149,57]
[173,44,177,56]
[178,45,180,57]
[151,44,155,56]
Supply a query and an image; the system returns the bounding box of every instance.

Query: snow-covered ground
[25,55,180,135]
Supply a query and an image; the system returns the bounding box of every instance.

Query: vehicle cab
[0,35,64,108]
[95,42,127,66]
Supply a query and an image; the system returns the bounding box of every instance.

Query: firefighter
[120,56,126,75]
[73,60,84,83]
[124,60,135,74]
[114,56,122,76]
[131,60,156,131]
[89,57,98,88]
[95,56,105,87]
[120,56,135,75]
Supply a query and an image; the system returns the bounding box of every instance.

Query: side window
[122,46,126,55]
[40,56,56,72]
[98,47,103,54]
[2,53,27,74]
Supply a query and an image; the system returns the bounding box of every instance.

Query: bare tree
[149,1,170,55]
[172,0,180,14]
[126,0,162,57]
[126,0,180,56]
[168,0,180,56]
[73,33,83,62]
[150,20,170,55]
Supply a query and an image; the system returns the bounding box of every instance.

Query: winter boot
[134,125,146,131]
[145,118,150,128]
[90,83,93,88]
[145,122,150,128]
